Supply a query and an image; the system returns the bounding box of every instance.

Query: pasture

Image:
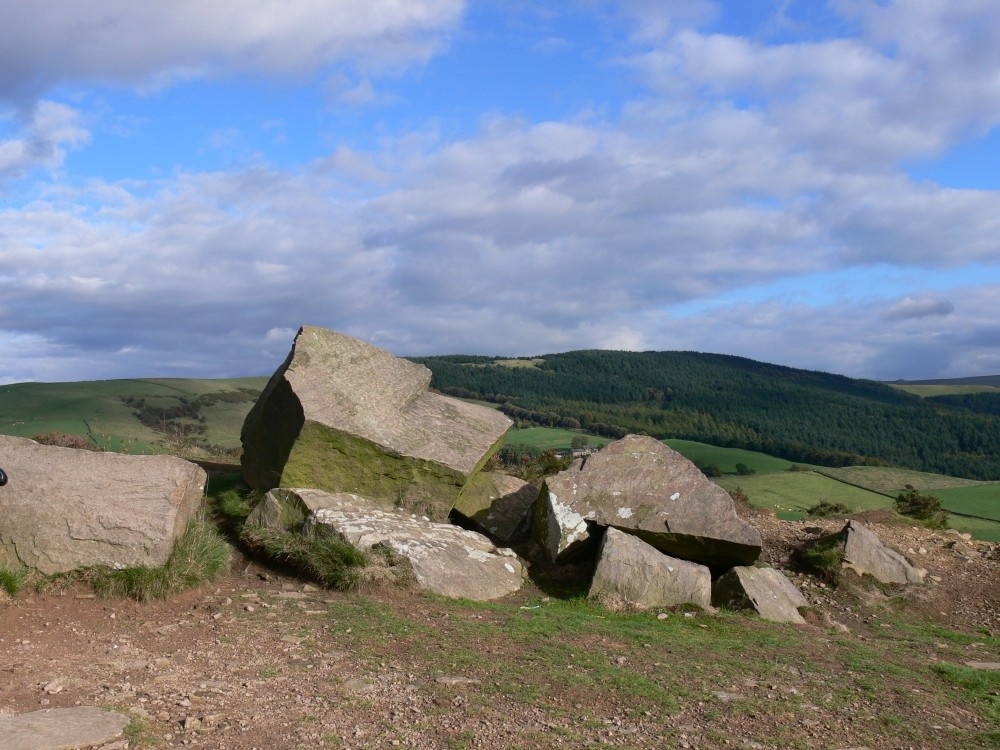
[713,471,891,520]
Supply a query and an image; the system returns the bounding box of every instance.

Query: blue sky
[2,0,1000,384]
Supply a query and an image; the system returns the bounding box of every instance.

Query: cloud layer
[2,1,1000,384]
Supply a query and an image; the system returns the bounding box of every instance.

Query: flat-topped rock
[249,488,524,601]
[0,435,205,574]
[240,327,511,520]
[589,527,712,610]
[0,706,129,750]
[533,434,761,569]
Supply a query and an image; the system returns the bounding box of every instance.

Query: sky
[2,0,1000,384]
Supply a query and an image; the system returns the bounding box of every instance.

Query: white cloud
[0,101,89,178]
[3,1,1000,384]
[0,0,465,101]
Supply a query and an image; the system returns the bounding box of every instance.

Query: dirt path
[2,517,999,750]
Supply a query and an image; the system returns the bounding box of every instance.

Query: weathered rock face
[712,566,809,624]
[533,434,761,569]
[840,520,925,585]
[240,327,512,521]
[0,435,205,575]
[588,527,712,610]
[249,488,524,601]
[450,472,539,543]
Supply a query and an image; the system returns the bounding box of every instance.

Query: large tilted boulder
[712,566,809,624]
[0,435,205,574]
[588,527,712,610]
[533,434,761,569]
[840,520,925,585]
[248,488,524,601]
[240,327,512,521]
[450,472,539,543]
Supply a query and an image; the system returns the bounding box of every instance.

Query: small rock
[42,679,64,695]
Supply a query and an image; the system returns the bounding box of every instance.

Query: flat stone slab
[251,488,524,601]
[0,706,129,750]
[712,566,809,624]
[589,527,712,610]
[533,434,761,569]
[240,327,511,519]
[0,435,205,574]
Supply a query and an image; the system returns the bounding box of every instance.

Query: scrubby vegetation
[795,533,846,584]
[895,486,949,528]
[806,500,853,518]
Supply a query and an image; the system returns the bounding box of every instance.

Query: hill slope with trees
[410,351,1000,480]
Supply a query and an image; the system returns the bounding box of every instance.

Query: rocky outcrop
[450,472,538,543]
[533,434,761,569]
[249,488,524,601]
[240,327,511,521]
[712,566,809,624]
[840,520,925,584]
[588,527,712,610]
[0,435,205,575]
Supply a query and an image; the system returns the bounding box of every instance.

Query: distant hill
[411,350,1000,480]
[4,353,1000,481]
[0,377,269,458]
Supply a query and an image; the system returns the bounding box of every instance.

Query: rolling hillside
[413,350,1000,480]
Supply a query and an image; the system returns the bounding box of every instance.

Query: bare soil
[2,514,999,750]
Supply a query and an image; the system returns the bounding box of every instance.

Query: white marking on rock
[670,492,681,501]
[617,507,633,519]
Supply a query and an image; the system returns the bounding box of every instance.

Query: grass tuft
[93,516,232,602]
[795,533,845,585]
[239,524,372,591]
[0,566,30,597]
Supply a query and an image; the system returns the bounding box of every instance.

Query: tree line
[411,350,1000,480]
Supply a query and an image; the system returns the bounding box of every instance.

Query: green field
[502,427,610,451]
[890,384,1000,397]
[714,471,892,520]
[663,439,811,474]
[936,485,1000,523]
[819,466,985,492]
[0,377,268,455]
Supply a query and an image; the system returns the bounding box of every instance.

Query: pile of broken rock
[0,325,928,628]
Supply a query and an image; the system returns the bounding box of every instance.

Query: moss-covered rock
[240,327,511,520]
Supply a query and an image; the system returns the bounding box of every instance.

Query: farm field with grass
[713,471,891,520]
[0,377,267,456]
[501,426,610,451]
[889,383,1000,397]
[663,439,811,474]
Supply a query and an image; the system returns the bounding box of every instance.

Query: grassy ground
[714,471,892,520]
[0,377,267,454]
[502,427,611,451]
[663,439,811,474]
[314,588,1000,749]
[889,383,1000,397]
